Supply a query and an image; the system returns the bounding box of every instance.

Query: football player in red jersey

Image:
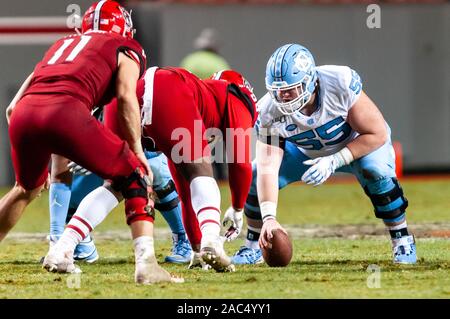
[1,1,181,284]
[60,67,258,272]
[126,68,258,272]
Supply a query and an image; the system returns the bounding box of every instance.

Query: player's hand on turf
[222,207,244,241]
[259,218,288,249]
[301,156,337,186]
[67,161,92,176]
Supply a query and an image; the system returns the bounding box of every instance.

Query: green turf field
[0,178,449,298]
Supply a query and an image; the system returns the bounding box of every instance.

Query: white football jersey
[257,65,362,158]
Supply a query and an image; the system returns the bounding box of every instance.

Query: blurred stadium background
[0,0,449,186]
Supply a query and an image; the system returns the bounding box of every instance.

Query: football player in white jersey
[229,43,416,265]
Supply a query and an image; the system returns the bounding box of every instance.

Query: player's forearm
[228,162,252,210]
[257,172,279,204]
[345,130,387,160]
[255,140,283,220]
[117,95,144,154]
[6,72,33,124]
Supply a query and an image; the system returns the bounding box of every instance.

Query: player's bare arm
[6,72,33,124]
[116,52,150,176]
[345,90,388,159]
[256,140,288,248]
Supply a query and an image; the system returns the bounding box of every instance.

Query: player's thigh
[10,141,51,191]
[248,141,310,197]
[54,108,138,180]
[278,141,311,188]
[346,140,397,186]
[8,110,50,190]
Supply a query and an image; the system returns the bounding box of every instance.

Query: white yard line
[5,222,450,242]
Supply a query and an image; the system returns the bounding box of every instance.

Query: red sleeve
[225,94,254,209]
[228,162,252,210]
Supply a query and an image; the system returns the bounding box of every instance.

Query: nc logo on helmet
[294,51,312,73]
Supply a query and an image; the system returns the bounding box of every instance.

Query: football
[260,229,293,267]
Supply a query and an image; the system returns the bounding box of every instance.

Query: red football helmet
[81,1,135,38]
[212,70,258,123]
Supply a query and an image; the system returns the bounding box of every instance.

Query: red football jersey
[24,30,146,109]
[156,68,229,128]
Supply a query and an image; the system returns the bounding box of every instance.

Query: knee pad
[154,180,180,212]
[114,168,155,225]
[244,193,262,220]
[364,177,408,220]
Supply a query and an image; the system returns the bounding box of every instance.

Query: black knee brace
[120,169,152,200]
[364,178,408,220]
[154,180,180,212]
[244,193,262,220]
[113,168,155,220]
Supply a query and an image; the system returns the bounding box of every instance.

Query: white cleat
[200,238,235,273]
[42,247,81,274]
[188,252,212,271]
[135,255,184,285]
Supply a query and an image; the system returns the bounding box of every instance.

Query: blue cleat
[74,234,99,264]
[392,235,417,264]
[165,234,192,264]
[231,246,263,265]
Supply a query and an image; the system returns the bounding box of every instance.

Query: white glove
[222,207,244,241]
[301,147,354,186]
[67,161,92,176]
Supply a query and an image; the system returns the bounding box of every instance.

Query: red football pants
[9,94,141,190]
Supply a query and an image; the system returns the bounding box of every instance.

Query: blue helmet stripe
[272,47,282,80]
[274,44,294,81]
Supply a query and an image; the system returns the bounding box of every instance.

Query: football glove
[222,207,244,241]
[301,147,354,186]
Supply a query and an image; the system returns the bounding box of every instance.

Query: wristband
[260,201,277,222]
[334,147,354,168]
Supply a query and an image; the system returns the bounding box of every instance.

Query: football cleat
[231,246,264,265]
[135,261,184,284]
[392,235,417,264]
[165,234,192,264]
[200,236,235,273]
[74,234,99,264]
[188,252,211,271]
[134,249,183,284]
[39,235,61,264]
[42,246,81,274]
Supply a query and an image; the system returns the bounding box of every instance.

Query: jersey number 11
[47,35,92,65]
